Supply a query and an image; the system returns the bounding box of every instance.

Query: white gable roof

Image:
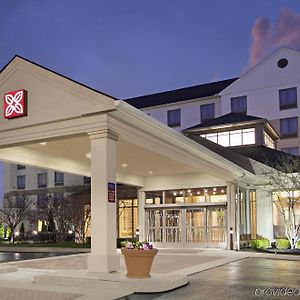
[220,46,300,96]
[0,56,116,131]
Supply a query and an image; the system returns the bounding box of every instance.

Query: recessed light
[187,189,191,193]
[86,152,91,159]
[197,191,200,195]
[221,189,225,193]
[121,163,128,168]
[148,170,153,175]
[40,142,47,146]
[213,188,216,192]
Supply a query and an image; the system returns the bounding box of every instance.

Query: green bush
[275,238,290,250]
[249,238,269,249]
[297,240,300,249]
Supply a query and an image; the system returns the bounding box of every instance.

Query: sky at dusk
[1,1,300,99]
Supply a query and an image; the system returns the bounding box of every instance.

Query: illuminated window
[201,128,255,147]
[263,131,275,149]
[117,199,138,238]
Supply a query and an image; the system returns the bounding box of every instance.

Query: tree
[67,192,91,243]
[0,196,32,242]
[263,155,300,249]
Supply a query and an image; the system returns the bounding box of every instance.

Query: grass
[0,241,91,248]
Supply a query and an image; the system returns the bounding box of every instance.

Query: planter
[121,248,158,278]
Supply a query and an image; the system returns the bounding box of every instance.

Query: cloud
[249,8,300,66]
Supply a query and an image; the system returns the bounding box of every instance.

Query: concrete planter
[121,248,158,278]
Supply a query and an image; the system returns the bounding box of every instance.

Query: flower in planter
[122,240,154,250]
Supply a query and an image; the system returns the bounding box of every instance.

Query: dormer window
[231,96,247,114]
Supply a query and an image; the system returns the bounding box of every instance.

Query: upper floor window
[17,165,25,170]
[200,103,215,123]
[281,147,299,156]
[54,172,64,186]
[231,96,247,114]
[37,173,47,188]
[167,109,181,127]
[280,117,298,138]
[201,128,255,147]
[17,175,25,190]
[279,87,297,110]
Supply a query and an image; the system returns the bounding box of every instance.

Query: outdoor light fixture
[187,189,191,193]
[14,231,19,236]
[213,188,216,192]
[221,189,225,193]
[33,230,37,235]
[173,192,176,196]
[68,230,73,234]
[197,191,200,195]
[180,191,183,195]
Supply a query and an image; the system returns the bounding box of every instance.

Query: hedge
[275,238,290,250]
[249,238,269,249]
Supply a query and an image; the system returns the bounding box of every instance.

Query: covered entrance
[0,56,256,273]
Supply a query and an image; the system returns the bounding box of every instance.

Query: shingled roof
[184,113,265,131]
[124,78,238,109]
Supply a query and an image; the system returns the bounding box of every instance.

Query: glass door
[206,207,226,246]
[186,208,206,243]
[165,209,182,242]
[147,210,163,242]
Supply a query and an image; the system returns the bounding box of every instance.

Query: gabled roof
[184,113,265,131]
[186,135,255,174]
[231,145,300,172]
[1,55,118,100]
[124,78,238,109]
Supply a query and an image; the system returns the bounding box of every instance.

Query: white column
[87,129,120,273]
[137,188,146,241]
[226,183,236,250]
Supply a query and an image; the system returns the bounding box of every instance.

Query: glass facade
[117,199,138,238]
[145,186,227,246]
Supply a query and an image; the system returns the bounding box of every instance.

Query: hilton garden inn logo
[4,89,27,119]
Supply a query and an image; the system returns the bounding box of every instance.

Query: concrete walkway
[0,249,299,299]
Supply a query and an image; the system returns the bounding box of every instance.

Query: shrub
[297,240,300,249]
[275,238,290,250]
[249,238,269,249]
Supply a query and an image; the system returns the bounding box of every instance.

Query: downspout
[234,173,245,251]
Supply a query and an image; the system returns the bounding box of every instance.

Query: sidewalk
[0,248,298,300]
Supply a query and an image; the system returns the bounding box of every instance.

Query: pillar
[137,188,146,241]
[87,129,120,272]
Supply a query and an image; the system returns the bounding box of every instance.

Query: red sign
[4,89,27,119]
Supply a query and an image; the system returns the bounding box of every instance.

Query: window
[281,147,299,156]
[167,109,181,127]
[263,131,275,149]
[231,96,247,114]
[37,173,47,188]
[54,172,64,186]
[17,165,25,170]
[280,117,298,137]
[17,175,25,189]
[279,87,297,110]
[83,176,91,184]
[200,103,215,122]
[201,128,255,147]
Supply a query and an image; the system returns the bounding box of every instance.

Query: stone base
[87,254,120,273]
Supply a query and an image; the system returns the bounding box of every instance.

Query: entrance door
[146,206,226,248]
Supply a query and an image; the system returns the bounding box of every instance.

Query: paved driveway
[128,258,300,299]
